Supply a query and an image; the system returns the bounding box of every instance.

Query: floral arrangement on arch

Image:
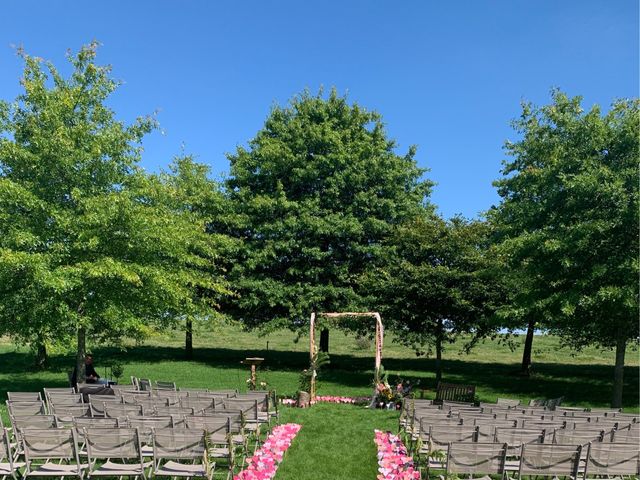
[234,423,301,480]
[374,430,421,479]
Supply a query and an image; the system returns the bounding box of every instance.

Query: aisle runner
[234,423,302,480]
[374,430,420,480]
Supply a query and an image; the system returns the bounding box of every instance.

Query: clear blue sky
[1,1,637,218]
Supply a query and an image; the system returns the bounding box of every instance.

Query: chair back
[22,427,80,459]
[553,428,603,444]
[153,428,207,459]
[104,403,144,419]
[84,427,143,459]
[184,415,230,435]
[223,399,259,421]
[11,414,58,430]
[138,378,152,391]
[7,392,42,402]
[518,443,580,478]
[447,442,507,476]
[7,400,46,416]
[429,425,478,449]
[155,381,177,391]
[585,442,640,476]
[494,427,545,448]
[128,416,174,445]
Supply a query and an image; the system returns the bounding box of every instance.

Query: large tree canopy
[0,44,230,379]
[367,215,505,384]
[221,90,433,337]
[489,91,639,407]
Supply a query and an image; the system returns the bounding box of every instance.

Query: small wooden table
[242,357,264,390]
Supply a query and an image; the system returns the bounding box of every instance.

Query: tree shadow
[0,343,637,409]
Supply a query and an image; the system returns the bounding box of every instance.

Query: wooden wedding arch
[309,312,384,400]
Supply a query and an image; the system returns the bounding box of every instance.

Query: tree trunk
[185,318,193,359]
[435,319,443,385]
[520,317,536,376]
[611,333,626,408]
[34,340,48,369]
[75,327,87,385]
[319,328,329,353]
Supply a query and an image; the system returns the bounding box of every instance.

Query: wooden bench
[435,382,476,403]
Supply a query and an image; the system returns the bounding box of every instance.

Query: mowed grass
[0,325,638,479]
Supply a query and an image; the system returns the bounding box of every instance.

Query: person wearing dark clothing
[70,355,103,386]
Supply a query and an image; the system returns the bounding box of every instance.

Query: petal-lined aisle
[274,403,398,480]
[235,424,302,480]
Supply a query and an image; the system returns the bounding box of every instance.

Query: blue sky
[1,1,637,219]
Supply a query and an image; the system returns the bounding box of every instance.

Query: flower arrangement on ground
[374,375,417,409]
[374,430,420,480]
[234,423,302,480]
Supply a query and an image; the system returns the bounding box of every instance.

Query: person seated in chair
[71,355,108,386]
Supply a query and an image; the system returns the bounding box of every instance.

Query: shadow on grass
[0,344,637,408]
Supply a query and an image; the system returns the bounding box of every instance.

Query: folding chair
[517,443,581,479]
[49,403,91,425]
[6,400,46,417]
[493,398,522,407]
[138,379,152,392]
[154,405,196,417]
[494,427,545,452]
[155,381,177,391]
[183,415,237,465]
[192,412,247,454]
[88,394,122,417]
[222,399,263,441]
[179,387,209,394]
[0,428,24,480]
[43,387,75,399]
[474,419,518,442]
[84,427,150,478]
[132,397,166,412]
[104,403,144,419]
[7,392,41,402]
[206,390,238,398]
[21,428,86,479]
[180,397,216,414]
[117,389,150,400]
[152,429,214,480]
[184,416,230,443]
[153,392,181,406]
[553,428,604,445]
[127,417,175,456]
[611,427,640,443]
[446,442,507,479]
[421,426,479,475]
[584,441,640,477]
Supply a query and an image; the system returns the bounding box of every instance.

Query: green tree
[157,155,237,359]
[368,215,505,384]
[0,43,229,381]
[220,90,432,348]
[489,91,639,407]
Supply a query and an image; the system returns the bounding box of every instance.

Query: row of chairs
[1,426,223,480]
[2,382,280,479]
[442,441,640,479]
[401,398,640,478]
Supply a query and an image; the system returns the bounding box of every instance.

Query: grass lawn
[0,324,638,479]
